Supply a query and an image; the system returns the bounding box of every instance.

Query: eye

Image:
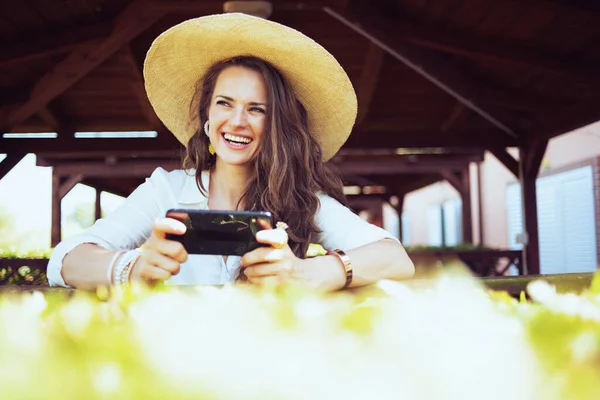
[250,107,266,114]
[216,100,231,107]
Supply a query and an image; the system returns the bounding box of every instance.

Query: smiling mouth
[222,133,253,146]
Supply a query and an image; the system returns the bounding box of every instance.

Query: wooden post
[441,168,473,244]
[51,169,61,247]
[95,188,102,221]
[51,170,84,247]
[394,194,405,242]
[460,167,473,244]
[518,136,548,275]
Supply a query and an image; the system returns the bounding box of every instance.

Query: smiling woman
[47,13,415,291]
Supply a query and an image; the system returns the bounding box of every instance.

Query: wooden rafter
[124,44,172,140]
[0,153,26,180]
[509,0,600,17]
[37,105,73,137]
[1,0,162,132]
[528,97,600,142]
[147,0,347,13]
[0,21,113,68]
[378,14,598,80]
[58,174,84,199]
[489,147,519,177]
[395,175,441,194]
[441,102,469,133]
[441,170,464,195]
[325,4,520,139]
[356,43,385,126]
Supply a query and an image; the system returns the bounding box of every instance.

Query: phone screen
[165,209,273,256]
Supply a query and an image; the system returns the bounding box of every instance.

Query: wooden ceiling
[1,0,600,197]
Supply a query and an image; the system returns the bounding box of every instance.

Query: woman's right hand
[130,218,188,285]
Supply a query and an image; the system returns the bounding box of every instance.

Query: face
[206,66,268,167]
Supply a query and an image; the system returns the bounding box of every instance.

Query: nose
[229,106,248,127]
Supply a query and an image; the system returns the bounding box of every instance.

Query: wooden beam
[489,147,519,177]
[147,0,346,13]
[395,174,441,194]
[356,43,385,125]
[0,21,113,67]
[440,102,469,133]
[37,105,74,138]
[1,1,162,132]
[124,44,172,140]
[343,129,517,148]
[0,87,30,108]
[324,4,520,139]
[335,157,472,175]
[0,137,181,154]
[58,174,85,199]
[440,170,464,195]
[527,97,600,142]
[337,1,599,80]
[55,160,178,178]
[510,0,600,17]
[0,153,26,180]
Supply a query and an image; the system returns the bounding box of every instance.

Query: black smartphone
[165,209,274,256]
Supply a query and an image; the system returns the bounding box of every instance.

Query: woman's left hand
[241,223,345,291]
[241,225,300,285]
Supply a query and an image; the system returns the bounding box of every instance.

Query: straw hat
[143,13,357,161]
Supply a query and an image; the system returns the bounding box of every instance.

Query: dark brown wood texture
[1,0,599,274]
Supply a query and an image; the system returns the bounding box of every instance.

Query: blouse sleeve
[46,167,178,287]
[314,192,399,251]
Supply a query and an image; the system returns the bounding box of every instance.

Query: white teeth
[224,133,252,144]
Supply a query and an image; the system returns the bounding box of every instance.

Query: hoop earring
[204,120,210,136]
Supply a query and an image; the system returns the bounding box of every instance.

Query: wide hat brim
[143,13,357,161]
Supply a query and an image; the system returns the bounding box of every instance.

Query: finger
[241,247,285,267]
[244,262,290,278]
[247,275,283,286]
[154,239,188,264]
[139,264,172,283]
[152,217,187,239]
[256,218,273,231]
[255,229,288,249]
[141,249,181,275]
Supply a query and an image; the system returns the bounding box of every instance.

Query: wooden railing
[0,258,48,285]
[407,249,522,277]
[0,250,523,285]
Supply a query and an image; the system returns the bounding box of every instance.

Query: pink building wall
[402,122,600,248]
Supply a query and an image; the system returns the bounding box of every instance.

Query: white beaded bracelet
[113,249,142,286]
[106,250,125,285]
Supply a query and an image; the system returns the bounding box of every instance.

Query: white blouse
[47,168,397,287]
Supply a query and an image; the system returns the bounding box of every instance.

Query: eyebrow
[215,95,266,107]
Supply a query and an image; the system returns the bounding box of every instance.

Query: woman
[47,13,414,290]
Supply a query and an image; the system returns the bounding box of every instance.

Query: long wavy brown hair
[182,56,347,259]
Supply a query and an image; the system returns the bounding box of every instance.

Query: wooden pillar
[95,188,102,221]
[519,136,548,275]
[460,168,473,244]
[51,169,84,247]
[51,169,62,247]
[392,194,405,242]
[441,168,473,244]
